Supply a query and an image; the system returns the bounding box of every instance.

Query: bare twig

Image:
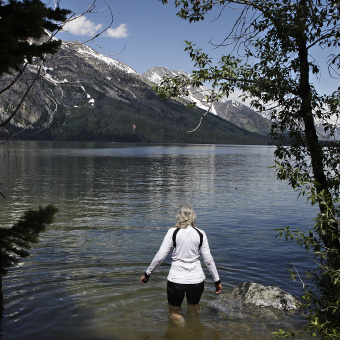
[81,1,114,44]
[0,63,43,128]
[0,63,29,95]
[290,261,306,288]
[187,106,212,133]
[0,183,6,199]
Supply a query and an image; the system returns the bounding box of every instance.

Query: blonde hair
[175,206,196,229]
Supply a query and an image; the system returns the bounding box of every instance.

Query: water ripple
[1,142,314,339]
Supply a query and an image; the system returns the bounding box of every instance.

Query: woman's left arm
[200,233,222,292]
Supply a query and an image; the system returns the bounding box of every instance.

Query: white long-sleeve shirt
[145,226,220,284]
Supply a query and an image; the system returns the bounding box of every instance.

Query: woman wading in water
[140,206,222,322]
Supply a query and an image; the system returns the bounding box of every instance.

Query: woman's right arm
[142,229,174,282]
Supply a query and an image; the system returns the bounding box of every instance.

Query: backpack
[172,226,203,251]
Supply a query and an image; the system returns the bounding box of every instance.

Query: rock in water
[214,282,301,314]
[208,283,307,338]
[236,282,300,310]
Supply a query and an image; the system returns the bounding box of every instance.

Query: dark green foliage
[0,204,58,276]
[0,0,70,76]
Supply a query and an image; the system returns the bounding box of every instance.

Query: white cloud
[64,16,102,36]
[104,24,129,39]
[63,16,129,39]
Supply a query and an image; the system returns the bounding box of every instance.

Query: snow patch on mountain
[142,66,272,135]
[147,72,163,84]
[63,41,138,75]
[28,64,70,85]
[143,66,218,114]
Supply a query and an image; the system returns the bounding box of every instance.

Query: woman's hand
[215,282,222,294]
[140,274,149,284]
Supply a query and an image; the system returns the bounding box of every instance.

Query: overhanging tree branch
[0,0,115,132]
[0,63,29,95]
[0,63,43,128]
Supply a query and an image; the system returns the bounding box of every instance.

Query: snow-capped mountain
[63,41,138,76]
[142,66,271,136]
[0,40,270,144]
[142,67,217,113]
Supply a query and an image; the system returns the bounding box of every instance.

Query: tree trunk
[0,275,3,328]
[296,0,340,270]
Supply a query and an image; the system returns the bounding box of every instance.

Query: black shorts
[167,280,205,307]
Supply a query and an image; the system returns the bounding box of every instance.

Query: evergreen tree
[0,0,70,128]
[0,204,58,311]
[0,0,70,76]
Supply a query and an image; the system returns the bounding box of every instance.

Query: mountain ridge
[142,66,272,136]
[0,39,271,144]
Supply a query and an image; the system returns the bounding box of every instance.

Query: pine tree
[0,204,58,312]
[0,0,71,76]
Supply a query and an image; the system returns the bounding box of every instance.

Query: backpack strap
[172,227,203,251]
[172,228,180,248]
[193,227,203,251]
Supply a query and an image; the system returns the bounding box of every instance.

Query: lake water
[0,142,315,339]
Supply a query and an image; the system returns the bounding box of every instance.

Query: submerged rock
[208,282,309,339]
[210,282,301,319]
[234,282,301,310]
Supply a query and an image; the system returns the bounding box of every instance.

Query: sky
[47,0,338,99]
[53,0,227,75]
